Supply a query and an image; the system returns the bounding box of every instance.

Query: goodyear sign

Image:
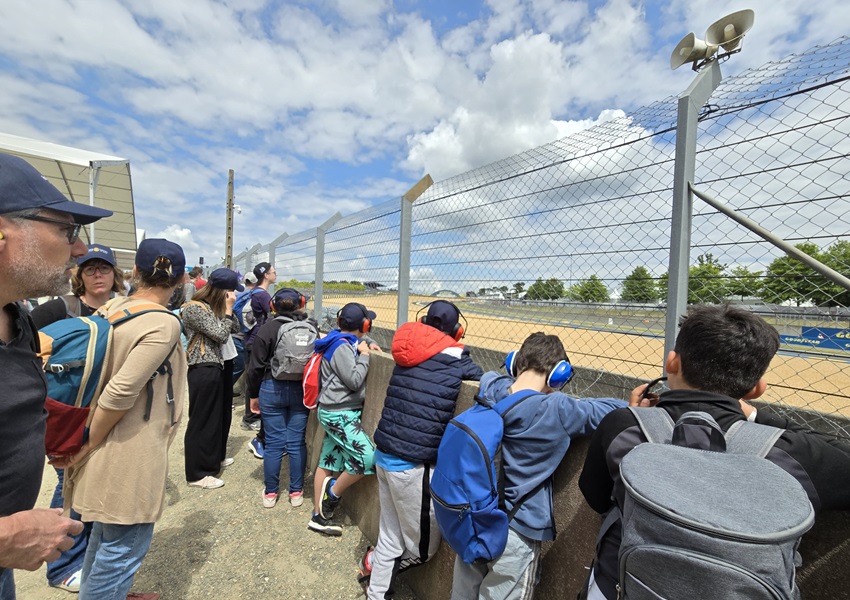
[781,327,850,352]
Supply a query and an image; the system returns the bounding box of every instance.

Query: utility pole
[225,169,234,270]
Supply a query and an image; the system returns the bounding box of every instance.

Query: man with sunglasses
[0,152,112,597]
[29,243,122,593]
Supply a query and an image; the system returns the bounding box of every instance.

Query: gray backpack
[270,317,317,381]
[617,408,814,600]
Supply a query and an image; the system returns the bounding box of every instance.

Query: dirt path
[14,404,416,600]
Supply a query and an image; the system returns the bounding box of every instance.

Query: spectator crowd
[1,150,849,600]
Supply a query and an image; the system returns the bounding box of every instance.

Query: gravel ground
[14,402,417,600]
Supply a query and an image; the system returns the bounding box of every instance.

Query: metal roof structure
[0,132,137,270]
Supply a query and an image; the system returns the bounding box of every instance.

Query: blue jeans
[80,522,155,600]
[232,337,246,384]
[0,568,15,600]
[47,467,91,585]
[258,379,309,494]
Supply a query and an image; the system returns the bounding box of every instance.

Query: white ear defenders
[505,351,574,390]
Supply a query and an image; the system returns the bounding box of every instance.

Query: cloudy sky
[0,0,846,264]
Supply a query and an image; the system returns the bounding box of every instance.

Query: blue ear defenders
[505,351,574,390]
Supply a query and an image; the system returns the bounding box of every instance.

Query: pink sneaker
[263,491,279,508]
[289,491,304,507]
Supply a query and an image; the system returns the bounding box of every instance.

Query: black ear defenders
[416,300,467,341]
[337,304,372,333]
[505,351,574,390]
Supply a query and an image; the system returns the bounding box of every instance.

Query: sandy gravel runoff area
[328,294,850,418]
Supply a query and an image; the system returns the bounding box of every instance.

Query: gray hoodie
[315,329,373,412]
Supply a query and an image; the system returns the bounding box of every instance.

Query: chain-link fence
[216,36,850,439]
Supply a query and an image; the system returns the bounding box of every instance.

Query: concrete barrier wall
[305,349,850,599]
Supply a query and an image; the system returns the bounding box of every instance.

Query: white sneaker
[220,457,235,468]
[263,490,279,508]
[188,476,224,489]
[51,568,82,592]
[289,491,304,507]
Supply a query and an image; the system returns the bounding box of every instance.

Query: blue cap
[77,244,116,267]
[135,238,185,277]
[0,153,113,224]
[425,300,460,334]
[209,268,244,292]
[273,287,309,306]
[338,303,376,330]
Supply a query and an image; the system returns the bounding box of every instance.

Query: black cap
[253,262,272,280]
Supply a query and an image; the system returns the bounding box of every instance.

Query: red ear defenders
[505,351,574,389]
[417,301,466,341]
[337,304,372,333]
[270,290,307,312]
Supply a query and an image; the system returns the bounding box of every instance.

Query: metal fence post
[665,60,722,358]
[314,213,343,324]
[397,175,433,328]
[267,232,289,274]
[398,197,413,328]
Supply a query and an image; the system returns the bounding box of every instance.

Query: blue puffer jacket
[374,321,483,464]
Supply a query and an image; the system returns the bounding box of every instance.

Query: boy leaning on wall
[308,302,381,536]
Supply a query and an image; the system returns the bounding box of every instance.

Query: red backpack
[302,351,323,410]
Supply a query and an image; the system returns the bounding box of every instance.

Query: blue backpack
[38,301,180,455]
[430,389,540,564]
[233,288,259,333]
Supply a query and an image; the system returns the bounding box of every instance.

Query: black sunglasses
[17,214,82,244]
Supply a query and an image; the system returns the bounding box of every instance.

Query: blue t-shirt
[375,448,418,472]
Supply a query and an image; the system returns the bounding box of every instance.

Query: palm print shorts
[317,408,376,475]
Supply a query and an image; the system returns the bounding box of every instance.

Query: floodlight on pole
[670,9,754,71]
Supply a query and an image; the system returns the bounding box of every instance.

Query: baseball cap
[135,238,186,276]
[209,268,244,292]
[273,287,310,306]
[338,303,376,330]
[243,272,257,285]
[0,153,113,224]
[77,244,117,267]
[253,262,272,280]
[425,300,460,334]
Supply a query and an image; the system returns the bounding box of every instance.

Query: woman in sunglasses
[31,243,123,329]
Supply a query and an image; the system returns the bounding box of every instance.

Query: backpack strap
[725,420,785,458]
[627,406,675,444]
[491,389,541,416]
[144,340,180,425]
[61,295,82,318]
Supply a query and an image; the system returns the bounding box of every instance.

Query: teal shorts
[317,408,376,475]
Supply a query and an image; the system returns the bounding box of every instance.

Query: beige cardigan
[69,296,187,524]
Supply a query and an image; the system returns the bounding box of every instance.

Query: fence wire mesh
[220,36,850,438]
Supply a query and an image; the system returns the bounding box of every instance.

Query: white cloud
[0,0,845,264]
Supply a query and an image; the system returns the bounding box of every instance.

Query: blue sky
[0,0,846,265]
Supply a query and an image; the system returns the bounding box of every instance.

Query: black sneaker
[320,476,341,519]
[308,513,342,536]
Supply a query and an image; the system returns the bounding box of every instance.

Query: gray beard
[7,231,74,297]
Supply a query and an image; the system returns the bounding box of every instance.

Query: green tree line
[485,241,849,306]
